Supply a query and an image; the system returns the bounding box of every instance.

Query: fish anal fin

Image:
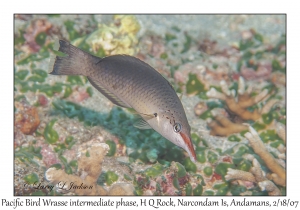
[87,77,131,108]
[133,119,152,130]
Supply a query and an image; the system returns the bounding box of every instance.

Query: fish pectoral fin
[87,76,131,108]
[127,109,157,121]
[133,119,152,129]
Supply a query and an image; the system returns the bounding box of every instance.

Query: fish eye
[173,123,182,133]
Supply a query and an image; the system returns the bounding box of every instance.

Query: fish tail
[48,39,94,76]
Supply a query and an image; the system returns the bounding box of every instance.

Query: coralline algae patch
[14,15,285,196]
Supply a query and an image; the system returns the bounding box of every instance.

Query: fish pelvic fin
[133,118,152,129]
[48,39,100,76]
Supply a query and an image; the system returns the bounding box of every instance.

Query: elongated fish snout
[179,132,197,163]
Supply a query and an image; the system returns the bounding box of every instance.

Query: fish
[49,39,197,162]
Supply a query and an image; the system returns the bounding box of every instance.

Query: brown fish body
[49,40,196,162]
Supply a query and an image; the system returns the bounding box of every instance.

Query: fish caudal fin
[48,39,98,76]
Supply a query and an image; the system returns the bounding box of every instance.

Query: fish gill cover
[14,14,285,196]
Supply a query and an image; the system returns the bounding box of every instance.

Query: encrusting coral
[206,77,276,136]
[244,126,286,186]
[45,142,134,195]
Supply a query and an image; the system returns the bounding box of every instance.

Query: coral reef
[13,15,286,196]
[225,157,281,196]
[45,142,134,195]
[244,126,286,186]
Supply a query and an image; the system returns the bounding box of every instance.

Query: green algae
[24,173,39,184]
[196,151,206,163]
[64,20,81,41]
[15,70,29,80]
[228,135,241,142]
[252,122,266,131]
[124,174,132,181]
[67,75,84,85]
[63,86,73,98]
[175,162,186,178]
[193,184,203,195]
[186,73,205,96]
[237,159,252,171]
[165,33,177,42]
[259,130,280,143]
[207,151,218,164]
[231,185,247,195]
[199,110,213,120]
[215,162,235,180]
[272,59,285,73]
[86,86,93,97]
[44,119,59,144]
[160,52,168,60]
[106,140,116,157]
[58,155,73,174]
[144,163,164,178]
[262,113,273,124]
[27,75,45,83]
[181,33,192,53]
[35,32,47,46]
[105,171,119,185]
[239,39,254,51]
[32,69,48,78]
[203,190,214,196]
[173,178,180,189]
[69,160,78,168]
[270,140,284,148]
[183,158,197,173]
[203,166,213,176]
[15,145,42,167]
[185,183,192,195]
[213,182,229,195]
[49,163,62,170]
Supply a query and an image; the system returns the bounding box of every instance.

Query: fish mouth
[180,132,197,162]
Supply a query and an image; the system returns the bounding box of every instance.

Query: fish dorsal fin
[87,76,132,108]
[133,118,152,129]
